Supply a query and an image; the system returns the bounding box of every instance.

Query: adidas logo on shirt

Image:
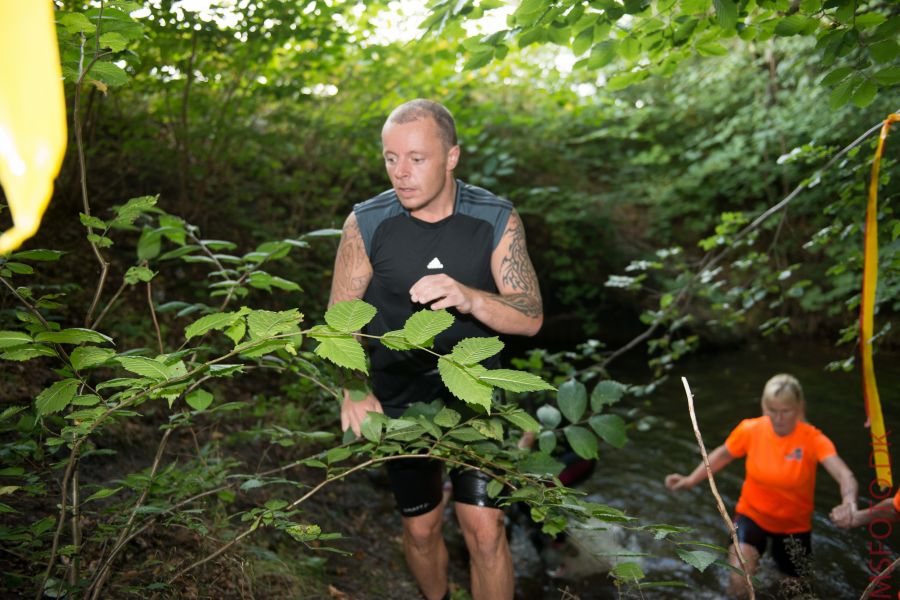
[427,257,444,269]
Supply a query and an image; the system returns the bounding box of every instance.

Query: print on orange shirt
[726,417,837,533]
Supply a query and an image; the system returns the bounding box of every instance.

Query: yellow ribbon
[0,1,68,254]
[861,113,899,492]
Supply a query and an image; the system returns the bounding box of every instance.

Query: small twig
[681,377,755,600]
[147,279,163,354]
[859,555,900,600]
[89,279,127,331]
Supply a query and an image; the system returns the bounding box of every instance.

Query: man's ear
[447,144,460,171]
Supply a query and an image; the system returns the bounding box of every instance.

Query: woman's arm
[822,454,858,525]
[665,444,736,491]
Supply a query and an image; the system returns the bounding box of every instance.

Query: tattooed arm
[408,210,543,336]
[329,212,382,436]
[329,212,373,307]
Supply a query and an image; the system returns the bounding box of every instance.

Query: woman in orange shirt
[665,374,858,596]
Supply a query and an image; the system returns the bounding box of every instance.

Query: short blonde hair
[761,373,805,410]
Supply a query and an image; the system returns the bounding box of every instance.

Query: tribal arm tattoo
[329,212,373,307]
[489,211,543,318]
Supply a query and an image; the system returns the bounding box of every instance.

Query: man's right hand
[341,389,384,437]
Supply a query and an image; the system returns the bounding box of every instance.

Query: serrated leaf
[611,561,645,581]
[478,369,555,393]
[518,452,564,476]
[851,80,878,108]
[99,32,128,52]
[224,320,246,344]
[360,414,384,442]
[820,66,854,86]
[591,380,627,411]
[590,414,628,448]
[537,405,561,429]
[713,0,737,30]
[448,336,504,365]
[111,196,157,227]
[87,61,129,87]
[71,394,101,406]
[60,12,96,34]
[124,266,155,285]
[324,300,376,333]
[829,76,858,109]
[437,357,493,411]
[35,328,113,345]
[70,347,115,370]
[1,345,56,361]
[486,479,504,498]
[557,379,587,423]
[314,336,368,373]
[0,331,32,349]
[873,66,900,85]
[381,330,414,351]
[403,310,454,346]
[185,311,243,340]
[117,357,170,381]
[186,389,214,411]
[502,410,541,432]
[447,426,486,442]
[9,249,63,261]
[36,379,79,415]
[326,447,352,464]
[434,407,461,428]
[247,309,302,339]
[84,486,122,503]
[538,430,557,453]
[676,548,719,572]
[471,418,503,441]
[564,425,599,459]
[79,213,106,229]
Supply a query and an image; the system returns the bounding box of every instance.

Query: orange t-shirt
[725,417,836,533]
[893,490,900,513]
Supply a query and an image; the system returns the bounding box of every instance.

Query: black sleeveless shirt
[354,180,512,408]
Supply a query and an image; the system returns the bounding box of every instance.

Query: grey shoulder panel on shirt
[353,190,404,256]
[455,181,513,250]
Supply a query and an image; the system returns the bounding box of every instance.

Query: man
[328,99,543,600]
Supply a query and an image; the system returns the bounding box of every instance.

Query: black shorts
[385,458,502,517]
[734,514,812,577]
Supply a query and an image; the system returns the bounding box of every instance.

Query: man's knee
[459,508,506,557]
[403,513,443,550]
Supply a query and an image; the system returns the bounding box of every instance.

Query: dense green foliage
[0,0,897,597]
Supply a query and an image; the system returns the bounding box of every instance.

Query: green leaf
[381,330,414,351]
[471,418,504,441]
[9,249,64,261]
[99,32,128,52]
[224,320,246,344]
[591,380,627,411]
[87,61,129,87]
[403,310,454,346]
[185,311,245,340]
[36,379,79,415]
[502,410,541,433]
[111,196,157,228]
[326,447,352,464]
[851,80,878,108]
[314,336,368,373]
[611,561,645,582]
[829,76,859,109]
[124,266,155,285]
[564,425,599,459]
[713,0,737,30]
[538,430,557,453]
[589,414,628,448]
[71,394,101,406]
[606,70,648,91]
[873,66,900,85]
[448,336,504,365]
[676,548,720,572]
[447,426,486,442]
[360,414,384,443]
[438,357,493,411]
[117,357,170,381]
[486,479,503,498]
[587,40,618,69]
[434,407,462,428]
[518,452,564,476]
[35,328,113,345]
[2,262,33,274]
[0,331,32,349]
[478,369,555,393]
[557,379,587,423]
[79,212,106,229]
[137,227,161,260]
[573,25,594,55]
[1,345,56,361]
[60,12,96,34]
[324,300,376,333]
[820,66,854,86]
[696,42,728,56]
[247,309,302,339]
[871,40,900,64]
[536,405,561,429]
[70,347,115,370]
[465,50,494,70]
[774,14,813,36]
[186,389,214,411]
[84,486,122,503]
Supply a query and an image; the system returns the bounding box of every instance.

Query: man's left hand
[409,274,478,313]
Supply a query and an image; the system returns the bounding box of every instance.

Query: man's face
[381,117,459,214]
